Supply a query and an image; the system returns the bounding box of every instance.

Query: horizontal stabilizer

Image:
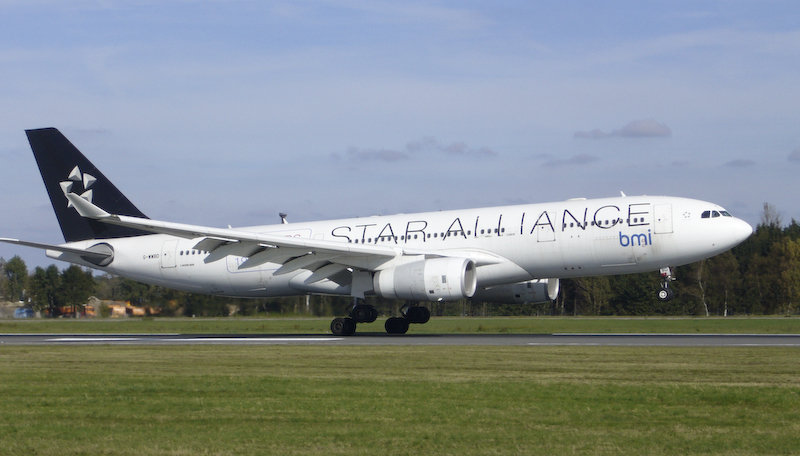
[0,238,114,266]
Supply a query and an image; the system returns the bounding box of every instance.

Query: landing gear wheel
[366,306,378,323]
[352,305,378,323]
[331,317,357,336]
[658,287,674,302]
[405,306,430,324]
[385,317,410,334]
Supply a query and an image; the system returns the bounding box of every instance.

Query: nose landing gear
[658,267,675,302]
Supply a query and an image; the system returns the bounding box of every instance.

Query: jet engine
[373,257,477,301]
[472,278,559,304]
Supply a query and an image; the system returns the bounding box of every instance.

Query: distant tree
[2,256,28,303]
[59,265,95,316]
[94,274,124,301]
[0,257,6,300]
[29,265,62,313]
[760,202,782,229]
[563,276,612,315]
[777,238,800,314]
[607,273,661,315]
[119,279,152,306]
[705,251,741,316]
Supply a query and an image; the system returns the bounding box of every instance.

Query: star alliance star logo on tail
[60,165,96,209]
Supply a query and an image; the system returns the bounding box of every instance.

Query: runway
[2,333,800,346]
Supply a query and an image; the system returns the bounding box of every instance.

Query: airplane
[1,128,753,335]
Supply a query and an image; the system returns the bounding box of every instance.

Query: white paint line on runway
[159,337,344,343]
[48,337,143,342]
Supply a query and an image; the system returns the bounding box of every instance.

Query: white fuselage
[48,195,753,299]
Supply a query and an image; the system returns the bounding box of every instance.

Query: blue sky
[1,1,799,270]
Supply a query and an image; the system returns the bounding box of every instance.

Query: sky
[1,0,799,270]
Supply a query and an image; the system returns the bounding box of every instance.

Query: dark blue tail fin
[26,128,150,243]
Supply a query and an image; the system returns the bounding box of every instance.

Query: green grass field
[2,315,800,335]
[1,345,799,455]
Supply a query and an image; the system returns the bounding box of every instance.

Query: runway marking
[48,337,142,342]
[45,336,343,343]
[162,337,343,343]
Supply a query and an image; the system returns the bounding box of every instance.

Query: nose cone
[732,218,753,245]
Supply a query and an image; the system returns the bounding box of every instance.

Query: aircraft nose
[733,218,753,244]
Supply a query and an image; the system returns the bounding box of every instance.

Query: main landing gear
[330,299,377,336]
[385,302,430,334]
[329,300,431,336]
[658,267,676,302]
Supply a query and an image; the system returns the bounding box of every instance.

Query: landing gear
[384,302,430,334]
[329,300,431,336]
[330,317,356,336]
[658,267,676,302]
[352,304,378,324]
[403,303,430,324]
[330,299,377,336]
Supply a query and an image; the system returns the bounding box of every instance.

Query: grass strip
[1,316,800,335]
[1,345,798,455]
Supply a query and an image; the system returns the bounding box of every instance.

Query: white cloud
[574,119,671,139]
[333,136,498,163]
[539,154,600,167]
[724,159,756,168]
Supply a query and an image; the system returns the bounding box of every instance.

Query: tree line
[3,204,798,317]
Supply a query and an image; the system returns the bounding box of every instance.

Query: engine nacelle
[471,278,559,304]
[373,258,477,302]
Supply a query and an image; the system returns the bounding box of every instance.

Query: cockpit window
[702,209,734,219]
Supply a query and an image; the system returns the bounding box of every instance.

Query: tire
[331,317,346,336]
[385,317,410,334]
[658,287,674,302]
[353,305,378,323]
[342,317,357,336]
[353,306,369,323]
[406,306,430,324]
[366,306,378,323]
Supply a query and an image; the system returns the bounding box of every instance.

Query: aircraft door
[654,204,673,234]
[161,240,178,268]
[535,212,556,242]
